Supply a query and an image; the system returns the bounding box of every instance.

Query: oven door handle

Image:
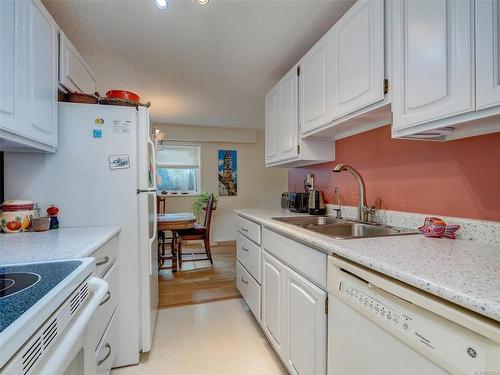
[38,277,109,375]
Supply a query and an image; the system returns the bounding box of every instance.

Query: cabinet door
[59,31,97,94]
[265,85,279,164]
[262,251,285,357]
[0,0,25,134]
[278,67,298,162]
[299,35,331,134]
[476,0,500,110]
[392,0,474,130]
[284,267,327,375]
[331,0,385,119]
[25,0,58,147]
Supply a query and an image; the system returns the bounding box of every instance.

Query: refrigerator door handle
[137,188,157,194]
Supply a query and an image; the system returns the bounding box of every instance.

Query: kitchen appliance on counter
[281,192,309,213]
[3,103,158,367]
[308,190,326,215]
[0,258,108,375]
[328,256,500,374]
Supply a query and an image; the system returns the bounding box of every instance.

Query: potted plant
[192,192,217,219]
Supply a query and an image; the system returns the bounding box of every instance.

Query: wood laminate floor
[158,240,241,308]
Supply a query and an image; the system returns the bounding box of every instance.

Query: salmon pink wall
[288,125,500,221]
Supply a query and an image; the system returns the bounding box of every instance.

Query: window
[156,143,201,195]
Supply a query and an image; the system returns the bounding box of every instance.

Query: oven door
[37,278,109,375]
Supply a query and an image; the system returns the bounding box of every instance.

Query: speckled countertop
[0,226,120,265]
[235,209,500,322]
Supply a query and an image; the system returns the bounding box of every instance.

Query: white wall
[154,125,288,241]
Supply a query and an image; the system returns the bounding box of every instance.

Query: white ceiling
[43,0,355,129]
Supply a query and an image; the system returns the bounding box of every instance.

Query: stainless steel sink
[272,216,419,239]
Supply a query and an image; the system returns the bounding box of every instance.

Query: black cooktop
[0,272,41,298]
[0,260,82,333]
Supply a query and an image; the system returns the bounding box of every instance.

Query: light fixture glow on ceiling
[195,0,209,5]
[155,0,168,9]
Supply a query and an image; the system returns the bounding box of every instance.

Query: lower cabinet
[262,250,327,375]
[284,265,327,375]
[236,261,261,321]
[262,251,286,357]
[94,310,118,375]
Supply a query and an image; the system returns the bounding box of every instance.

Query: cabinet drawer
[91,235,118,277]
[95,309,118,375]
[236,261,261,321]
[236,233,261,283]
[88,264,118,350]
[237,216,261,245]
[263,228,327,289]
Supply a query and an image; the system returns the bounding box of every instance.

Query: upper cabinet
[299,35,331,134]
[59,31,97,94]
[391,0,500,140]
[475,0,500,110]
[0,0,24,138]
[278,68,299,162]
[391,0,474,132]
[266,66,334,168]
[0,0,95,152]
[330,0,385,119]
[265,0,388,167]
[299,0,388,139]
[25,0,59,147]
[265,85,280,164]
[0,0,58,152]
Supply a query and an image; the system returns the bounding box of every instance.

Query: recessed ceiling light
[155,0,168,9]
[195,0,209,5]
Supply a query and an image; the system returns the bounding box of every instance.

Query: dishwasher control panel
[339,282,412,334]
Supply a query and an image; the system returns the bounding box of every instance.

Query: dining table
[157,213,197,272]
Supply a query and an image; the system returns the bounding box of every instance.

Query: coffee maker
[305,174,326,215]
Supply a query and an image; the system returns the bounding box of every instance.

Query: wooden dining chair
[173,194,215,269]
[157,195,171,269]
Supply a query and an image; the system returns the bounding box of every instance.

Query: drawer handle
[99,291,111,306]
[240,227,249,232]
[96,256,110,267]
[97,343,112,366]
[240,277,248,284]
[241,246,249,252]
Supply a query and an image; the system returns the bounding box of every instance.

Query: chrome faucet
[332,163,369,222]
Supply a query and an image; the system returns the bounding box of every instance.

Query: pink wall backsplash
[288,125,500,222]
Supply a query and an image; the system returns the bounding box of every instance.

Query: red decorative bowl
[106,90,140,103]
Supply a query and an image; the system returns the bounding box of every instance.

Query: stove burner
[0,273,41,298]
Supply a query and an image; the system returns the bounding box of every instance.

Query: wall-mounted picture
[218,150,237,196]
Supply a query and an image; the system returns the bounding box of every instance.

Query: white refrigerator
[4,102,158,367]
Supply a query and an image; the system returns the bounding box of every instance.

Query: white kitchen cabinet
[265,66,334,168]
[262,249,327,374]
[391,0,475,131]
[330,0,385,120]
[59,31,97,94]
[0,0,58,152]
[265,85,280,164]
[262,251,286,357]
[299,34,331,134]
[0,0,25,137]
[476,0,500,110]
[284,267,327,375]
[25,0,58,147]
[278,67,299,162]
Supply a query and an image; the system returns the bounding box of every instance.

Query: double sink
[272,216,418,240]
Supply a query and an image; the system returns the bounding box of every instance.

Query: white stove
[0,258,108,375]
